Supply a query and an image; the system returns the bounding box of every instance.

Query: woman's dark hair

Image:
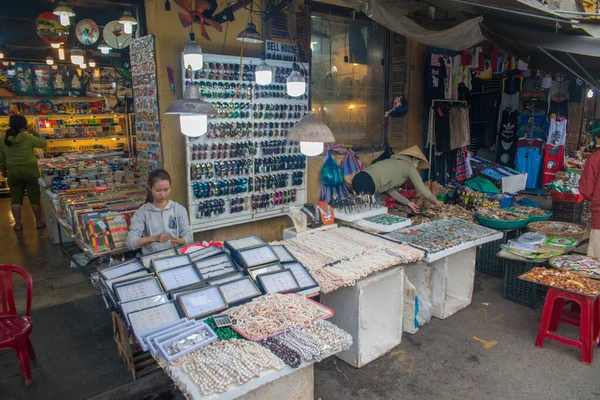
[146,169,171,203]
[5,114,27,146]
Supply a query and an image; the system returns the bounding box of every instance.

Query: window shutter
[295,3,311,63]
[387,32,408,148]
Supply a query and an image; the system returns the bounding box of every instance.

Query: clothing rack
[428,99,468,181]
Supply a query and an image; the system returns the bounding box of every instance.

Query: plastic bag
[340,149,364,187]
[415,296,433,328]
[320,151,349,202]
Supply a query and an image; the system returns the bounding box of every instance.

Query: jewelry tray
[233,244,280,269]
[270,245,297,263]
[247,262,283,281]
[152,254,192,272]
[207,271,245,285]
[99,259,146,280]
[156,264,202,291]
[157,322,218,363]
[114,276,164,302]
[128,302,182,350]
[146,320,197,356]
[218,277,261,305]
[177,285,229,319]
[186,245,225,263]
[257,269,300,294]
[169,282,209,299]
[227,294,335,341]
[281,261,318,291]
[119,294,170,325]
[138,318,189,352]
[224,236,266,252]
[194,253,237,280]
[140,248,179,269]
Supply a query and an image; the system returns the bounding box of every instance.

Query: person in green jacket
[351,146,439,214]
[0,114,47,231]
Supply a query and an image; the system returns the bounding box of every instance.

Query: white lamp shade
[123,23,133,34]
[587,89,594,98]
[255,69,272,85]
[183,41,203,70]
[46,57,54,65]
[70,49,84,65]
[59,13,70,26]
[180,114,208,137]
[51,43,61,49]
[287,70,306,97]
[299,142,324,156]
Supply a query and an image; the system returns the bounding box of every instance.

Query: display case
[184,54,309,233]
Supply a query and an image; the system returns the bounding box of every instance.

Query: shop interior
[1,0,600,399]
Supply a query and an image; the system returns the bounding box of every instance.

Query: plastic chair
[0,264,34,385]
[535,287,600,365]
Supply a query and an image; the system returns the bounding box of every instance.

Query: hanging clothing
[549,77,570,103]
[440,55,453,100]
[496,92,520,133]
[502,76,523,95]
[548,119,568,146]
[455,147,472,183]
[570,77,584,103]
[518,126,546,140]
[542,144,565,185]
[434,106,452,153]
[519,110,547,129]
[452,65,472,100]
[579,150,600,229]
[516,145,543,189]
[549,100,569,119]
[521,76,547,102]
[430,54,446,100]
[497,109,519,167]
[449,106,470,150]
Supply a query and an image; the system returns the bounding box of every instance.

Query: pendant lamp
[46,56,54,66]
[70,48,84,65]
[255,54,272,85]
[51,43,61,49]
[165,82,217,137]
[119,11,138,35]
[183,32,203,70]
[237,22,263,44]
[53,4,75,27]
[288,112,335,156]
[98,40,111,55]
[88,59,96,68]
[287,63,306,97]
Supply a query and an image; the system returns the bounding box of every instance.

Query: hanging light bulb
[165,78,217,137]
[53,4,75,27]
[0,52,4,59]
[287,63,306,97]
[119,10,138,35]
[88,59,96,68]
[80,63,87,69]
[288,112,336,157]
[46,56,54,66]
[587,89,594,98]
[51,43,62,49]
[58,47,65,60]
[542,75,552,89]
[98,40,111,55]
[183,32,203,70]
[70,48,84,65]
[255,54,272,85]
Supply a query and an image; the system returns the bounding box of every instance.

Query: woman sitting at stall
[351,146,439,213]
[127,169,193,255]
[0,114,47,231]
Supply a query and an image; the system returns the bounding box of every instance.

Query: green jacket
[363,154,437,204]
[0,130,46,174]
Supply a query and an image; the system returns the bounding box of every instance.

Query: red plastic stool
[535,287,600,365]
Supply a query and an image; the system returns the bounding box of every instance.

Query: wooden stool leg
[536,290,557,348]
[579,297,594,365]
[550,298,565,332]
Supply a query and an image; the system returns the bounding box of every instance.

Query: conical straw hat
[398,146,429,168]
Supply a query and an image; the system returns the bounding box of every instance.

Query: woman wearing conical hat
[351,146,439,214]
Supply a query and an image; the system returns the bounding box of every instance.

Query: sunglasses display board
[183,54,309,233]
[130,35,163,173]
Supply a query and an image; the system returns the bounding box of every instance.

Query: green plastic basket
[527,211,552,222]
[476,214,531,229]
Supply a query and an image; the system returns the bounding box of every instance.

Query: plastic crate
[551,191,584,203]
[476,229,522,278]
[551,201,582,224]
[503,259,546,308]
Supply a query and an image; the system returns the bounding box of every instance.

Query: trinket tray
[138,317,189,352]
[224,236,266,252]
[141,248,179,268]
[206,271,245,285]
[152,255,192,272]
[247,262,283,281]
[99,259,145,280]
[258,269,300,294]
[156,264,202,291]
[128,302,182,350]
[357,214,411,233]
[186,245,225,263]
[282,262,318,290]
[114,276,164,302]
[169,282,210,299]
[147,320,197,356]
[218,277,261,305]
[177,285,229,319]
[194,253,238,280]
[157,323,218,363]
[120,294,170,325]
[234,244,279,269]
[333,206,387,222]
[270,245,297,263]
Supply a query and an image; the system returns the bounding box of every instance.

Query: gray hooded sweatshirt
[126,200,193,255]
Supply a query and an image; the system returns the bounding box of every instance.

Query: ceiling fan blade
[178,13,193,27]
[174,0,194,14]
[198,23,211,41]
[194,0,211,13]
[203,18,223,32]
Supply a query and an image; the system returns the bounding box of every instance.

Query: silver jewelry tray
[258,269,301,294]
